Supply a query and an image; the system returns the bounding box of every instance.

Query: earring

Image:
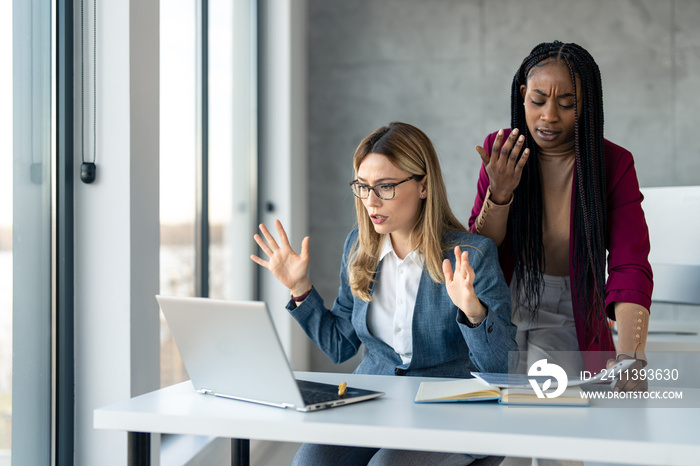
[421,194,426,199]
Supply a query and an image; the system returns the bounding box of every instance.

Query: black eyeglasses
[349,176,417,200]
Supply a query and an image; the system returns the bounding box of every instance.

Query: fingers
[452,247,473,285]
[453,246,462,273]
[499,129,522,167]
[460,250,468,276]
[509,133,525,163]
[515,147,531,173]
[253,233,274,258]
[498,128,516,161]
[491,128,529,172]
[490,129,505,163]
[484,129,529,204]
[300,236,310,262]
[259,223,281,250]
[274,219,292,247]
[442,258,454,283]
[476,145,490,166]
[254,221,310,263]
[257,220,293,255]
[250,254,269,268]
[497,129,517,164]
[462,250,473,285]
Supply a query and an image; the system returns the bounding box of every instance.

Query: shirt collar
[379,235,425,268]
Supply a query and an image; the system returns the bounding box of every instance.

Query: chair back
[640,186,700,305]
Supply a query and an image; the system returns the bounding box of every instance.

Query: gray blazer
[286,229,518,377]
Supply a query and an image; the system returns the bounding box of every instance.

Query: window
[159,0,196,388]
[6,0,56,463]
[0,1,12,457]
[208,0,257,302]
[159,0,257,388]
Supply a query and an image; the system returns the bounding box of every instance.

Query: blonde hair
[348,122,467,301]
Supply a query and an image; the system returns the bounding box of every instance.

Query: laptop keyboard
[297,380,340,405]
[301,388,338,405]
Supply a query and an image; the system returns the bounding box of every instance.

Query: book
[414,377,589,406]
[498,386,589,406]
[414,359,635,406]
[470,358,635,388]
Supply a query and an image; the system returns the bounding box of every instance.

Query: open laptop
[156,295,384,412]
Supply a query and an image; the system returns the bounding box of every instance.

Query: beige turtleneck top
[473,151,648,363]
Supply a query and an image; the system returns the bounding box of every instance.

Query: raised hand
[250,220,312,296]
[475,128,530,205]
[443,246,486,324]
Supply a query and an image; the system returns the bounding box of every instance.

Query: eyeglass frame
[349,175,419,200]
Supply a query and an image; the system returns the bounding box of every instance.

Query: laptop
[156,295,384,412]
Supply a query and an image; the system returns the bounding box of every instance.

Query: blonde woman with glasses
[252,122,517,466]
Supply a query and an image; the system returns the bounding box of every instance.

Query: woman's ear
[419,177,428,199]
[520,84,527,100]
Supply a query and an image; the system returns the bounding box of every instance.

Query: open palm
[251,220,310,293]
[475,128,530,204]
[443,246,484,321]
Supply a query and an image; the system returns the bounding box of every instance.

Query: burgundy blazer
[469,130,653,363]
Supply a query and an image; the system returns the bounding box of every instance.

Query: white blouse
[367,236,424,365]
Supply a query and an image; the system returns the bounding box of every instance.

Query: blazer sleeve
[468,132,498,233]
[470,131,514,231]
[454,236,519,373]
[604,142,654,317]
[469,165,491,233]
[285,230,362,364]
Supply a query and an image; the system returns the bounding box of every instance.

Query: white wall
[74,0,160,464]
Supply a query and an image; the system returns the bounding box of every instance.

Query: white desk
[94,371,700,466]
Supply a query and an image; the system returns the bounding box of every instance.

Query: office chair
[640,186,700,307]
[638,186,700,388]
[636,185,700,358]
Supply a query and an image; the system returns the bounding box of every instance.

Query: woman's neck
[537,141,576,157]
[389,233,414,260]
[538,144,575,159]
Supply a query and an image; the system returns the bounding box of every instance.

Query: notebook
[414,359,636,406]
[414,377,590,406]
[156,295,384,412]
[470,358,636,388]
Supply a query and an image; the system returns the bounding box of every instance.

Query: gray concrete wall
[305,0,700,372]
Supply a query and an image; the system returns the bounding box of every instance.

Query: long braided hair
[510,41,608,345]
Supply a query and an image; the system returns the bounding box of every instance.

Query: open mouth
[536,128,560,141]
[370,214,387,225]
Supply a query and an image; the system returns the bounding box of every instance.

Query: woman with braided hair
[469,41,652,391]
